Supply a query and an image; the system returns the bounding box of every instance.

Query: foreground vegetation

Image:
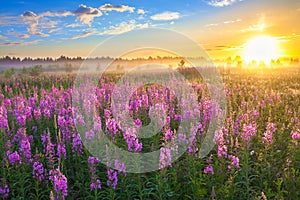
[0,67,300,199]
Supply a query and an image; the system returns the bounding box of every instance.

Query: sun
[242,35,281,64]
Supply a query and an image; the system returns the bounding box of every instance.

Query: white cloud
[21,11,64,37]
[22,11,38,18]
[74,4,102,25]
[150,12,180,21]
[100,4,135,13]
[21,11,44,36]
[0,39,40,46]
[241,24,265,32]
[17,34,30,38]
[0,35,7,40]
[0,16,23,26]
[208,0,242,7]
[70,31,94,39]
[205,23,219,27]
[48,28,62,33]
[99,20,148,35]
[137,9,145,15]
[40,11,73,18]
[241,16,265,32]
[66,23,84,28]
[7,30,30,39]
[224,18,242,24]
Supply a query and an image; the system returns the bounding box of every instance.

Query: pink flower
[107,169,118,189]
[241,123,257,141]
[228,155,239,169]
[159,147,172,169]
[262,122,277,145]
[204,165,214,175]
[85,130,95,140]
[6,151,22,167]
[291,129,300,146]
[49,167,68,199]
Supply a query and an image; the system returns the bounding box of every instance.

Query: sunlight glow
[242,36,281,64]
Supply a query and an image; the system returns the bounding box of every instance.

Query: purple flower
[159,147,172,169]
[45,133,56,169]
[94,117,102,132]
[57,143,66,160]
[0,182,9,198]
[262,122,277,145]
[16,115,26,126]
[32,161,45,181]
[105,118,118,136]
[88,156,101,190]
[214,128,228,158]
[228,155,239,169]
[41,132,49,153]
[32,126,38,133]
[49,167,68,199]
[43,108,51,119]
[165,129,173,141]
[241,123,257,141]
[204,165,214,175]
[115,160,126,176]
[134,118,142,127]
[85,130,95,140]
[90,179,101,190]
[107,169,118,189]
[7,151,22,167]
[0,106,8,130]
[104,109,111,119]
[20,139,32,162]
[71,134,83,156]
[88,156,100,164]
[291,129,300,146]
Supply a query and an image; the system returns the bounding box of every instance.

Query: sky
[0,0,299,60]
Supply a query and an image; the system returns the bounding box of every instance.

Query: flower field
[0,67,300,199]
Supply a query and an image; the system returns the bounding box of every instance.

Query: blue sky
[0,0,299,59]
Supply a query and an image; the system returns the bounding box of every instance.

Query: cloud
[73,5,102,25]
[0,39,40,46]
[275,34,300,42]
[206,45,241,52]
[205,23,219,27]
[241,24,265,32]
[7,30,30,39]
[17,34,30,38]
[21,11,50,37]
[208,0,242,7]
[40,11,73,18]
[241,16,265,32]
[100,4,135,13]
[70,31,94,39]
[137,9,145,15]
[66,23,84,28]
[22,11,38,18]
[0,16,23,26]
[150,12,180,21]
[0,35,7,40]
[99,20,148,35]
[224,18,242,24]
[48,28,62,33]
[205,18,241,28]
[74,4,102,25]
[21,10,73,35]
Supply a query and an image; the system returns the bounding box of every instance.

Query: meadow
[0,66,300,199]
